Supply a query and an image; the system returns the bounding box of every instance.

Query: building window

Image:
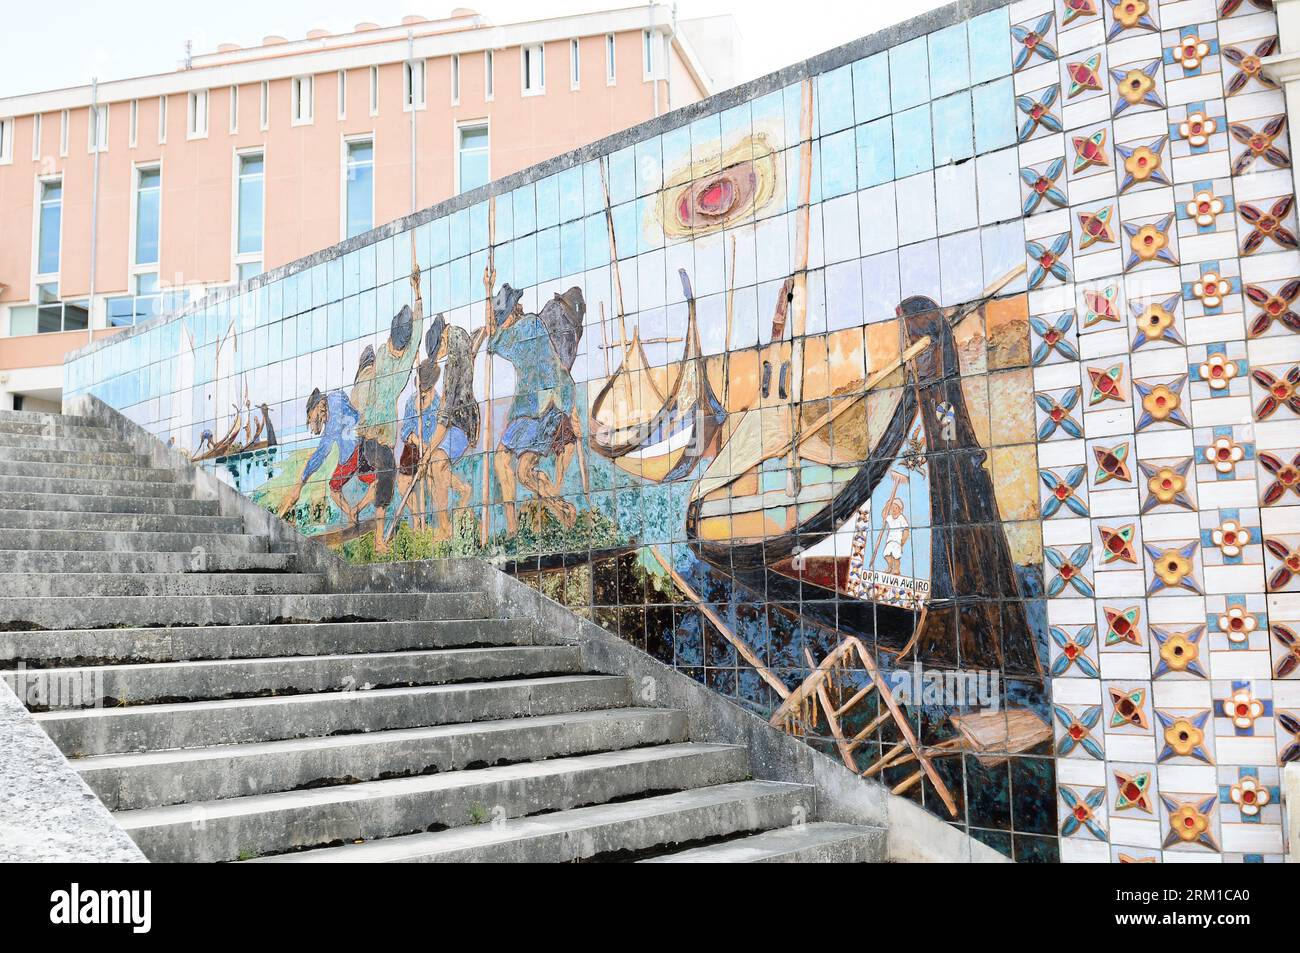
[485,50,494,100]
[643,29,657,80]
[260,81,269,130]
[369,65,379,115]
[236,152,264,272]
[337,70,346,120]
[404,59,425,109]
[128,100,137,147]
[606,34,616,84]
[60,109,69,155]
[0,118,12,163]
[229,85,239,133]
[88,104,109,153]
[292,75,313,124]
[157,95,167,143]
[570,39,581,89]
[135,166,161,266]
[37,179,61,276]
[344,138,374,239]
[106,273,183,328]
[31,113,42,160]
[522,43,545,95]
[457,123,488,194]
[9,283,88,335]
[451,54,460,105]
[187,90,208,138]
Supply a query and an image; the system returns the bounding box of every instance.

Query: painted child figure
[880,495,910,577]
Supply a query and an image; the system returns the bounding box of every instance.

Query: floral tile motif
[1229,115,1290,176]
[1152,624,1209,679]
[1051,624,1100,677]
[1062,0,1100,28]
[1012,13,1058,72]
[1047,544,1096,597]
[1218,766,1279,823]
[1258,450,1300,506]
[1055,703,1105,758]
[1245,278,1300,338]
[1041,465,1089,518]
[1145,540,1202,596]
[1036,386,1084,440]
[1264,535,1300,592]
[1251,363,1300,421]
[1091,439,1134,486]
[1060,785,1108,839]
[1106,684,1152,732]
[1122,213,1178,271]
[1163,25,1219,79]
[1110,59,1165,117]
[1139,457,1195,513]
[1129,292,1183,349]
[1156,708,1214,763]
[1027,233,1074,288]
[1160,793,1219,851]
[1134,375,1190,431]
[1270,622,1299,678]
[1222,36,1279,97]
[1238,195,1298,256]
[1117,135,1170,193]
[1030,311,1079,365]
[1104,0,1158,41]
[1017,86,1063,142]
[1020,158,1069,216]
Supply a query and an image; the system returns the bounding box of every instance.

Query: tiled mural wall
[66,0,1299,862]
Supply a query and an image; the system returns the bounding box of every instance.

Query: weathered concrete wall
[66,0,1300,863]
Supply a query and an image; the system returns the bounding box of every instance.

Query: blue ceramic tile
[855,118,894,188]
[751,90,786,149]
[820,128,857,198]
[608,146,636,206]
[972,77,1017,155]
[536,175,560,229]
[690,113,722,168]
[932,90,974,165]
[816,64,854,135]
[889,36,930,112]
[860,250,901,322]
[968,7,1012,85]
[929,23,971,99]
[470,201,489,251]
[561,220,585,276]
[612,201,638,260]
[585,212,610,267]
[583,159,605,217]
[939,229,984,304]
[851,53,890,125]
[558,166,584,224]
[513,233,536,288]
[511,184,536,238]
[634,136,662,197]
[893,105,933,179]
[429,216,450,265]
[899,239,941,301]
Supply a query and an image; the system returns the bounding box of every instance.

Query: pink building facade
[0,5,733,410]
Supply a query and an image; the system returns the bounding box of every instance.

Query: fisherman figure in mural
[486,271,588,534]
[347,254,425,552]
[879,495,910,577]
[277,386,362,523]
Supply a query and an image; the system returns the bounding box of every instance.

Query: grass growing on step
[467,803,490,825]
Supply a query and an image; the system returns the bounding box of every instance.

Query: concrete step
[0,508,244,534]
[116,742,748,862]
[0,432,135,453]
[250,780,812,863]
[639,822,883,863]
[0,460,178,483]
[9,645,584,710]
[0,490,219,516]
[0,445,150,467]
[0,590,489,630]
[0,410,96,429]
[1,619,535,667]
[0,527,266,554]
[0,571,326,598]
[0,474,194,499]
[0,549,296,575]
[36,675,630,755]
[78,708,688,810]
[0,420,111,440]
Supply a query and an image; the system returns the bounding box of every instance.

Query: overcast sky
[0,0,951,98]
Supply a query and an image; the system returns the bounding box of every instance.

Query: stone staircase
[0,407,896,863]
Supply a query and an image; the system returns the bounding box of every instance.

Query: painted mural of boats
[589,269,726,482]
